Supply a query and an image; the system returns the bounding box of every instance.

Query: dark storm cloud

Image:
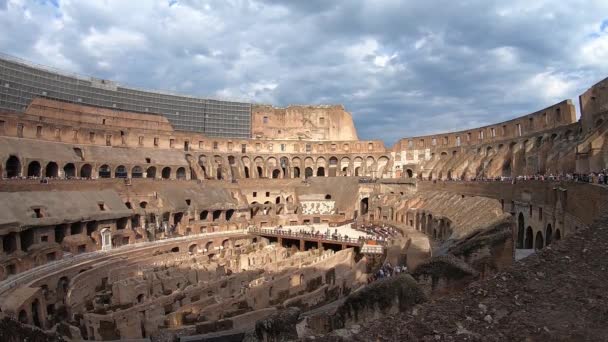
[1,0,607,146]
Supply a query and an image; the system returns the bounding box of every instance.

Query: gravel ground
[353,213,608,342]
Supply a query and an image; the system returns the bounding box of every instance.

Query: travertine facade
[0,60,607,341]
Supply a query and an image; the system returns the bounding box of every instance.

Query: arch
[325,194,332,200]
[216,167,223,180]
[80,164,92,178]
[189,244,198,254]
[171,247,179,253]
[360,197,369,216]
[139,201,148,209]
[406,169,413,178]
[555,229,561,241]
[305,167,313,178]
[535,231,544,250]
[222,239,231,249]
[205,241,214,251]
[63,163,76,178]
[27,161,41,177]
[18,309,28,324]
[293,167,301,178]
[517,213,525,249]
[146,166,156,178]
[545,224,553,246]
[131,166,144,178]
[114,165,127,178]
[316,167,325,177]
[176,167,186,179]
[257,166,264,178]
[244,166,250,178]
[45,161,59,178]
[226,209,235,221]
[354,167,361,176]
[524,226,533,249]
[5,155,21,178]
[212,210,222,221]
[161,167,171,179]
[137,294,145,303]
[98,164,111,178]
[200,210,209,220]
[272,169,281,179]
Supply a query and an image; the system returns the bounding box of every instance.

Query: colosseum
[0,54,607,342]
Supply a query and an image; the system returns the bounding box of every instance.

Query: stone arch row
[516,212,561,250]
[1,155,189,180]
[418,126,579,181]
[196,153,393,180]
[411,210,453,241]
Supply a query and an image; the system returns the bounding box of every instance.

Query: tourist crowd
[427,170,608,185]
[368,262,408,283]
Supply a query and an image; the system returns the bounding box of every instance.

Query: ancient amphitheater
[0,55,607,342]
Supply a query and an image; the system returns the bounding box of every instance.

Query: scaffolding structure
[0,54,252,138]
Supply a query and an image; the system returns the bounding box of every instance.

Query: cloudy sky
[1,0,607,145]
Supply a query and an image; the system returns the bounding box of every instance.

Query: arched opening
[275,196,281,204]
[146,166,156,178]
[316,167,325,177]
[176,167,186,179]
[222,239,230,249]
[535,231,544,250]
[171,247,179,253]
[31,299,41,327]
[305,167,313,178]
[27,161,41,177]
[70,222,83,235]
[244,166,250,178]
[360,198,369,216]
[55,225,66,243]
[5,156,21,178]
[272,169,281,179]
[161,167,171,179]
[546,224,553,246]
[293,167,300,178]
[200,211,209,221]
[98,164,111,178]
[257,166,263,178]
[137,294,144,303]
[45,162,59,178]
[189,244,198,253]
[80,164,92,178]
[325,194,332,200]
[555,229,561,241]
[115,165,127,178]
[226,209,235,221]
[216,167,223,180]
[212,210,222,221]
[517,213,525,249]
[63,163,76,178]
[18,309,28,324]
[355,167,361,176]
[205,241,214,251]
[131,166,143,178]
[525,226,534,249]
[406,169,413,178]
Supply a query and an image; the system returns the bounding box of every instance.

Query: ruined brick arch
[63,163,76,178]
[18,309,28,324]
[146,166,156,179]
[222,239,231,249]
[406,168,414,178]
[340,157,351,176]
[45,161,59,178]
[131,165,143,178]
[188,243,198,254]
[272,169,281,179]
[535,231,544,250]
[27,160,41,177]
[305,167,313,178]
[316,166,325,177]
[376,156,389,177]
[524,226,534,249]
[5,155,21,178]
[98,164,111,178]
[545,224,553,246]
[114,165,127,178]
[80,164,93,178]
[517,212,525,249]
[555,229,562,240]
[161,167,171,179]
[176,167,186,179]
